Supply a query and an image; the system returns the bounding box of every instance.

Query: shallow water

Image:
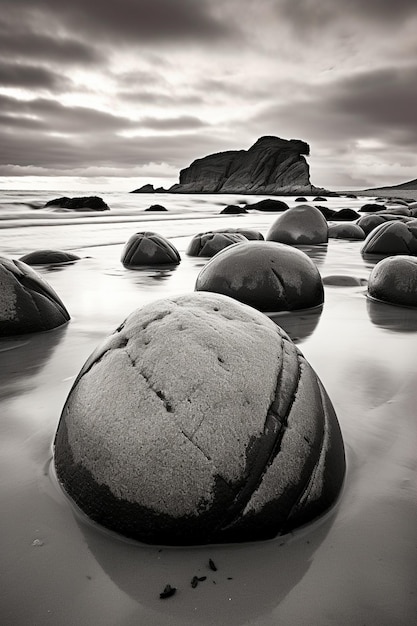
[0,194,416,625]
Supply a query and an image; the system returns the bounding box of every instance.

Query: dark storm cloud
[2,0,234,44]
[248,65,417,148]
[0,62,70,90]
[0,20,103,65]
[279,0,417,28]
[0,127,229,172]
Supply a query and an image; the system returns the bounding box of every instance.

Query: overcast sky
[0,0,416,190]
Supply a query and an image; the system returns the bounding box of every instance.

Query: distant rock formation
[167,136,328,195]
[44,196,109,211]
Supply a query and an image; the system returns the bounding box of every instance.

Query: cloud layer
[1,0,416,188]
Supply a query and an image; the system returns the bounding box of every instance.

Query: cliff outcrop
[168,136,327,195]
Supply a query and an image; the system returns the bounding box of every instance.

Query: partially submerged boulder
[121,232,180,266]
[220,205,248,214]
[331,208,360,221]
[19,250,80,265]
[328,224,365,240]
[195,241,324,312]
[356,214,411,236]
[266,205,328,245]
[213,227,264,241]
[361,221,417,256]
[368,256,417,307]
[44,196,109,211]
[186,232,247,257]
[54,292,345,545]
[144,205,167,212]
[247,199,289,212]
[0,255,70,335]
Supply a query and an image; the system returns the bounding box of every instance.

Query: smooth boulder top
[195,241,324,312]
[19,250,81,265]
[361,220,417,256]
[121,231,181,267]
[220,205,248,214]
[266,204,328,245]
[0,255,70,336]
[54,292,345,545]
[186,231,247,257]
[328,224,365,240]
[246,199,289,212]
[213,227,264,241]
[368,256,417,307]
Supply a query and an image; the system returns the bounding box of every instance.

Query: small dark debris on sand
[159,584,177,599]
[209,558,218,571]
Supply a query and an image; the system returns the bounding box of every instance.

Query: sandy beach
[1,193,416,625]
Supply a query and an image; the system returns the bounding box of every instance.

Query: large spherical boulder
[186,232,247,257]
[195,242,324,312]
[54,292,345,545]
[19,250,80,265]
[0,255,70,335]
[328,224,365,240]
[368,256,417,307]
[356,214,411,236]
[266,205,328,245]
[121,232,181,266]
[361,221,417,256]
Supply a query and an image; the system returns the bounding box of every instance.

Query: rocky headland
[132,136,330,195]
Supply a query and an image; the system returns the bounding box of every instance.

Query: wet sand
[1,206,416,625]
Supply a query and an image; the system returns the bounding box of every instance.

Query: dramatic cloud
[0,0,416,188]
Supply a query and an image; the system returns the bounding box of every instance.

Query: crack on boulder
[180,429,212,462]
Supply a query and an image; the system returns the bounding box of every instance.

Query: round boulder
[328,224,365,240]
[359,203,386,213]
[186,232,247,257]
[332,208,360,221]
[19,250,80,265]
[368,256,417,307]
[121,232,181,266]
[361,221,417,256]
[220,205,248,214]
[54,292,345,545]
[144,205,167,212]
[0,255,70,336]
[213,227,264,241]
[246,199,289,212]
[195,241,324,312]
[266,204,328,245]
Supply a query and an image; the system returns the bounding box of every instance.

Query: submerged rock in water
[195,241,324,312]
[368,256,417,307]
[266,204,328,245]
[54,292,345,545]
[220,205,248,214]
[356,214,411,236]
[186,232,247,257]
[0,255,70,335]
[328,224,365,240]
[121,232,181,266]
[19,250,81,265]
[246,199,289,212]
[213,227,264,241]
[44,196,110,211]
[361,220,417,256]
[144,204,167,212]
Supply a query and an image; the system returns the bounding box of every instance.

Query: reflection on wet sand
[367,298,417,333]
[269,306,323,343]
[77,510,333,626]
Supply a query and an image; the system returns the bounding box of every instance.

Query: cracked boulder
[54,292,345,545]
[368,255,417,307]
[0,255,70,336]
[195,242,324,312]
[266,205,328,245]
[186,231,247,257]
[121,231,181,266]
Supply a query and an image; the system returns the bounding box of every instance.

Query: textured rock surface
[0,255,70,335]
[54,292,345,545]
[168,137,327,195]
[368,256,417,307]
[19,250,81,265]
[361,221,417,256]
[266,205,329,245]
[213,227,264,241]
[195,242,324,312]
[121,232,180,266]
[44,196,109,211]
[186,232,247,257]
